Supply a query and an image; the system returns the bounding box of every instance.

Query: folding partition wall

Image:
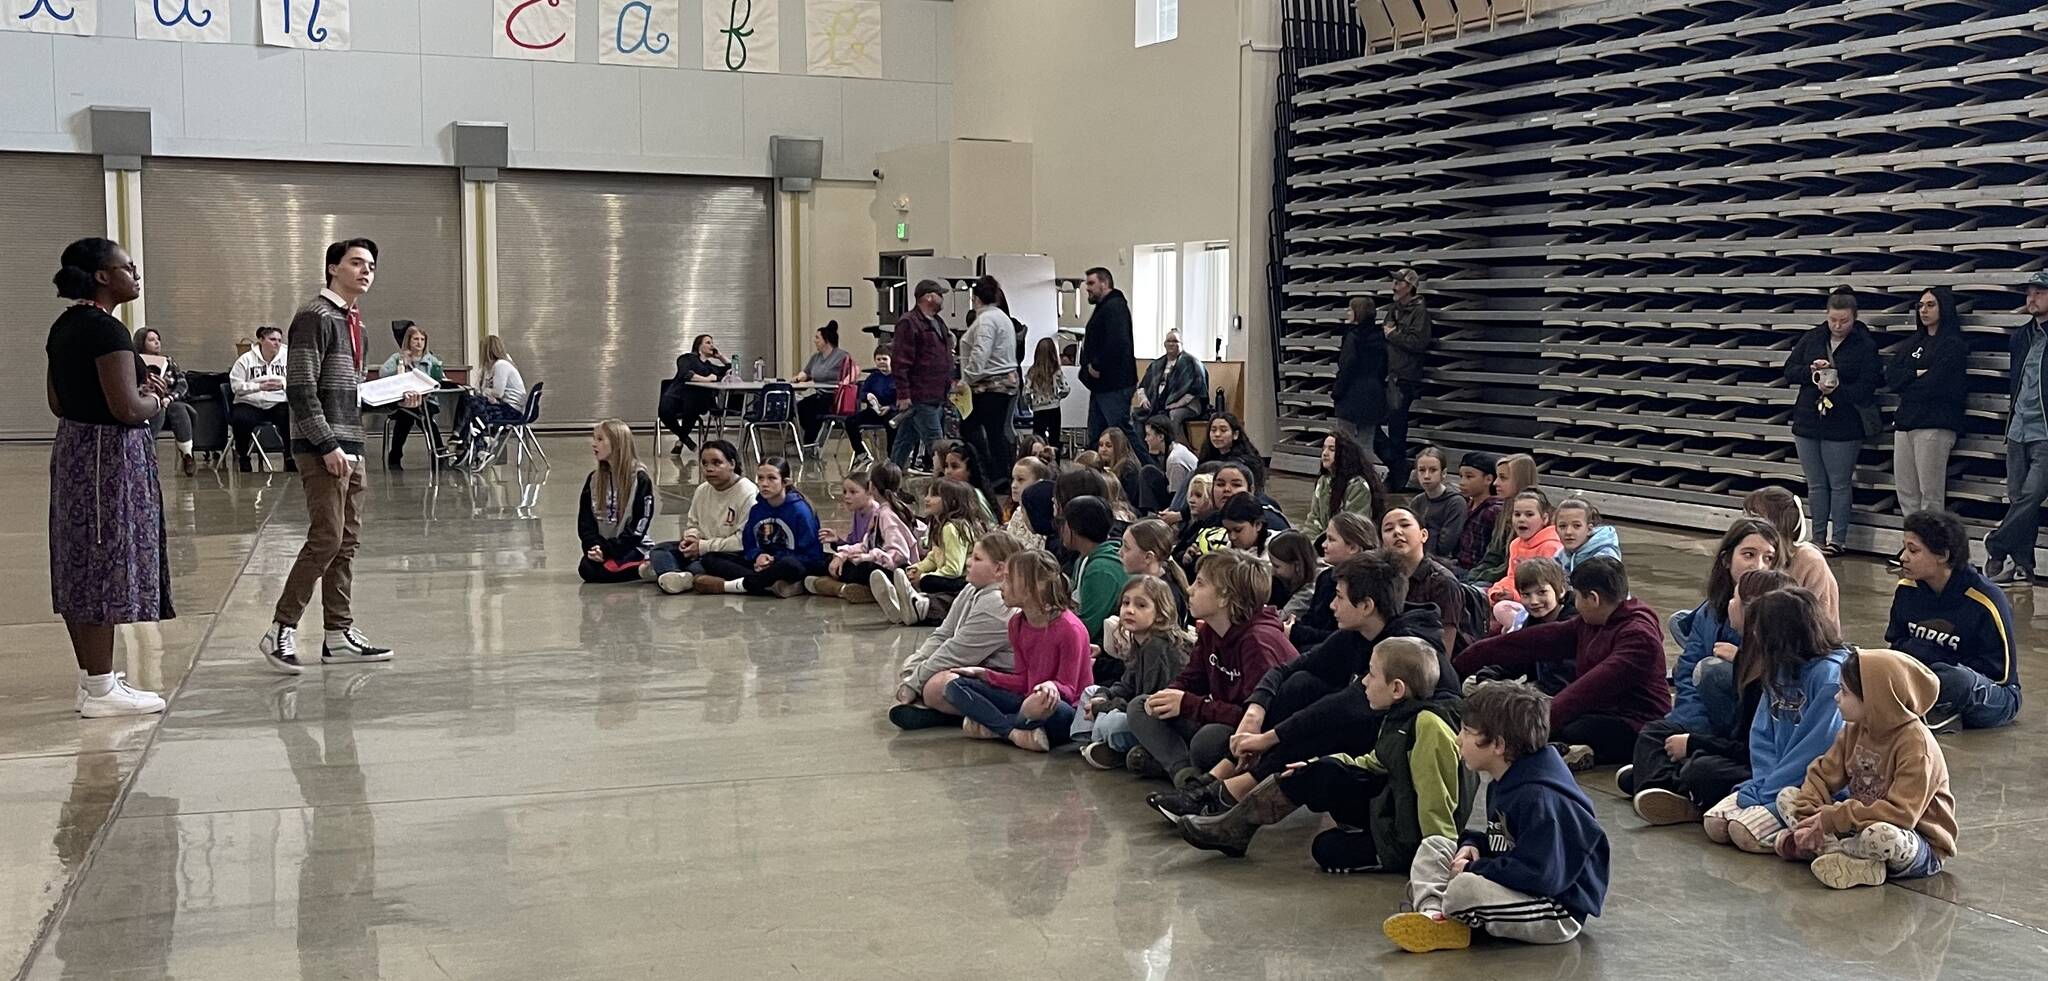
[1273,0,2048,543]
[494,172,775,428]
[0,155,108,438]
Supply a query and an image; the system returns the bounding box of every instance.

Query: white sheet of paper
[258,0,351,50]
[496,0,578,62]
[804,0,880,79]
[599,0,679,67]
[134,0,232,43]
[702,0,777,72]
[1,0,98,35]
[360,369,439,407]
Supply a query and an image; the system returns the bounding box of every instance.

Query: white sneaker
[638,562,659,583]
[908,592,931,624]
[78,673,166,719]
[657,571,693,595]
[323,627,394,664]
[892,568,917,616]
[260,623,304,675]
[871,569,903,622]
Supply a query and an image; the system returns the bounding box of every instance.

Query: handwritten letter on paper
[599,0,678,68]
[702,0,778,74]
[495,0,578,63]
[134,0,231,44]
[805,0,880,79]
[3,0,100,36]
[258,0,352,50]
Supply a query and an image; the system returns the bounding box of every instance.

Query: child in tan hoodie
[1774,648,1956,889]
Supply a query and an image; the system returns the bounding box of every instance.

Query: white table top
[686,380,833,391]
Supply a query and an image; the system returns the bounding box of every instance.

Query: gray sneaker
[1992,566,2031,589]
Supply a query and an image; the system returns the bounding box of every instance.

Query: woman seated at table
[380,323,445,469]
[794,321,855,447]
[452,334,527,453]
[661,333,731,454]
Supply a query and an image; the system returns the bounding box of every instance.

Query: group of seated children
[576,419,1985,950]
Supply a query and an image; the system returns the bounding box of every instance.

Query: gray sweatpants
[1893,428,1957,516]
[1406,836,1583,945]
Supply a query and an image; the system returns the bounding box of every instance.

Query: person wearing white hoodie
[888,530,1025,730]
[645,440,757,594]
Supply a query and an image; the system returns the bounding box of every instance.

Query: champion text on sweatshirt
[1458,745,1610,921]
[1169,607,1298,726]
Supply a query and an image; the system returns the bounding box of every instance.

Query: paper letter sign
[703,0,777,73]
[496,0,577,63]
[600,0,677,68]
[259,0,351,50]
[135,0,231,43]
[805,0,879,79]
[3,0,99,36]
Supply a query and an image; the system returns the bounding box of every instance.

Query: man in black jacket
[1080,266,1140,453]
[1985,271,2048,587]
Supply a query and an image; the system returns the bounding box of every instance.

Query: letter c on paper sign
[506,0,567,51]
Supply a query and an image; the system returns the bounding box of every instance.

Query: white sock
[177,440,193,454]
[84,673,116,697]
[724,580,746,594]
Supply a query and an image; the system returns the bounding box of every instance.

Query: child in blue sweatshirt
[690,457,826,598]
[1885,509,2021,731]
[1702,587,1846,854]
[1552,497,1621,575]
[1385,681,1608,953]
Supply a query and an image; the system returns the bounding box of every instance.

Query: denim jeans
[648,544,742,577]
[1068,685,1139,749]
[1793,434,1860,547]
[1695,657,1738,737]
[1087,385,1137,453]
[889,400,944,470]
[944,677,1076,743]
[1927,661,2022,730]
[1987,439,2048,574]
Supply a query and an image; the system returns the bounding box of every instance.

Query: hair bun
[52,265,95,300]
[1830,285,1855,296]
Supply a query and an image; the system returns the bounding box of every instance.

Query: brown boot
[692,576,729,595]
[840,583,875,604]
[1173,775,1300,858]
[807,576,846,598]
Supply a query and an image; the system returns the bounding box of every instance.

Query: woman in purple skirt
[45,237,174,718]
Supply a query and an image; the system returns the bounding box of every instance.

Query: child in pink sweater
[809,467,922,602]
[1489,490,1563,605]
[944,550,1093,753]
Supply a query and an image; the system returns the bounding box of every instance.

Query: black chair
[217,381,285,472]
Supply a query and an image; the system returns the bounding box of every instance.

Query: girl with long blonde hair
[578,419,658,583]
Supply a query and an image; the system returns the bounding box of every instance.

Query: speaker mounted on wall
[770,136,825,193]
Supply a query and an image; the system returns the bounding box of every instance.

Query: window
[1136,0,1178,47]
[1130,244,1179,359]
[1181,241,1231,361]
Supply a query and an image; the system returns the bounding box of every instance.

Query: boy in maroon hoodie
[1452,557,1668,770]
[1127,550,1298,791]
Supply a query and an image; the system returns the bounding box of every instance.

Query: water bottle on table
[753,358,765,383]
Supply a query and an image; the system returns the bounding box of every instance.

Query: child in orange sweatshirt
[1773,648,1955,889]
[1488,490,1562,605]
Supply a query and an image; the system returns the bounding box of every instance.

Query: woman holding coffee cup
[1782,286,1883,556]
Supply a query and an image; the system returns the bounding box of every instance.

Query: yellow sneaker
[1384,911,1472,953]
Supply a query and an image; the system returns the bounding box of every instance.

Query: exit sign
[895,222,908,241]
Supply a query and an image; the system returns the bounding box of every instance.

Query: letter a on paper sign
[600,0,678,68]
[135,0,232,43]
[496,0,577,63]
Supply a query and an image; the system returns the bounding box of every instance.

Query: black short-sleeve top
[46,305,139,426]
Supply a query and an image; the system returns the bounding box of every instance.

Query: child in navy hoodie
[1386,680,1608,952]
[690,457,826,598]
[1885,509,2021,731]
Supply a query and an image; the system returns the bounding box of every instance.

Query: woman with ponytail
[44,237,173,718]
[1783,287,1883,554]
[960,275,1022,477]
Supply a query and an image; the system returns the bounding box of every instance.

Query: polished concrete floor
[6,438,2048,979]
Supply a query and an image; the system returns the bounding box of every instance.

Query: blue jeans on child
[1696,657,1739,736]
[648,545,743,577]
[1067,685,1139,749]
[1927,662,2022,730]
[945,677,1076,744]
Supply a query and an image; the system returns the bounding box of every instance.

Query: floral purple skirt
[50,418,174,625]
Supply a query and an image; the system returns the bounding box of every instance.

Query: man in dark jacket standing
[1080,266,1140,452]
[1984,271,2048,587]
[890,279,955,471]
[1379,269,1432,487]
[1334,295,1389,448]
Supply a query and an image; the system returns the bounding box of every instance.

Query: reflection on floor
[7,438,2048,979]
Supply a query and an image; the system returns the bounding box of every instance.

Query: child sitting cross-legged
[1173,636,1475,874]
[942,550,1093,753]
[1384,681,1610,953]
[1701,586,1848,855]
[805,464,922,603]
[1773,648,1955,889]
[576,419,658,584]
[1073,576,1193,770]
[686,457,825,598]
[890,531,1024,730]
[1621,568,1795,825]
[1553,497,1620,574]
[646,440,757,594]
[875,479,991,625]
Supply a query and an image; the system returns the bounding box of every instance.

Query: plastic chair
[218,381,284,472]
[743,382,803,463]
[465,382,547,472]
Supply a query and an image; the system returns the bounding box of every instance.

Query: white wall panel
[307,51,425,148]
[0,35,58,136]
[181,45,307,145]
[742,73,843,164]
[346,0,425,54]
[418,0,494,58]
[840,79,936,174]
[52,37,187,142]
[882,0,938,83]
[0,154,106,438]
[418,55,536,151]
[640,69,745,160]
[532,63,646,156]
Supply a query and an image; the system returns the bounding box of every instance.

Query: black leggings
[844,408,893,458]
[1555,713,1640,765]
[835,559,888,585]
[1032,409,1062,455]
[578,555,647,584]
[797,393,836,445]
[1625,719,1751,807]
[700,552,829,595]
[961,391,1015,474]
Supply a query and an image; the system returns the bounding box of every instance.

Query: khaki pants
[273,453,365,630]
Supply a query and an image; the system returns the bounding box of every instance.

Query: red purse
[833,357,860,416]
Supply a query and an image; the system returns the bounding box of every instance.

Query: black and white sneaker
[1992,566,2032,590]
[1925,710,1963,735]
[1148,783,1227,823]
[259,623,304,675]
[323,627,394,664]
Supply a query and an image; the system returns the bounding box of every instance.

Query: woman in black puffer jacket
[1782,287,1884,554]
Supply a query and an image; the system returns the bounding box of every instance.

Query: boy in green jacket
[1063,496,1130,651]
[1172,636,1473,872]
